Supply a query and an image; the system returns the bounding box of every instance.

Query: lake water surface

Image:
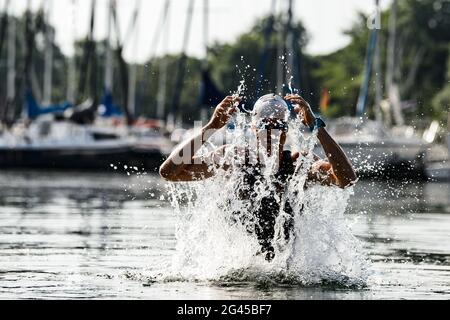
[0,170,449,299]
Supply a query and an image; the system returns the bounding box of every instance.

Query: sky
[4,0,391,63]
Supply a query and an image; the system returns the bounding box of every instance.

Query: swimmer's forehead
[252,94,288,121]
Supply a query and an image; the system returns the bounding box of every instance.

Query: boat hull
[0,147,165,172]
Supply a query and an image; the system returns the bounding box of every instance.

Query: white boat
[0,117,171,171]
[425,132,450,181]
[315,117,428,178]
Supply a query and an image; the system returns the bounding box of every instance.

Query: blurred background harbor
[0,0,448,178]
[0,0,449,299]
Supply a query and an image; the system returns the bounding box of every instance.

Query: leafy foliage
[1,1,448,125]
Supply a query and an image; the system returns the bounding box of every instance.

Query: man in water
[159,93,357,261]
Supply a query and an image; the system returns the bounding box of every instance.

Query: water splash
[158,110,370,288]
[232,80,246,107]
[287,75,294,95]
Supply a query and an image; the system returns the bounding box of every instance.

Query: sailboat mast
[286,0,297,89]
[202,0,209,61]
[104,0,113,93]
[256,0,276,94]
[385,0,405,126]
[6,0,15,106]
[127,0,141,118]
[356,0,379,118]
[66,0,77,103]
[276,0,284,94]
[24,0,33,93]
[89,0,98,106]
[43,0,54,105]
[200,0,209,123]
[77,0,97,104]
[373,0,383,122]
[385,0,396,95]
[111,3,133,125]
[0,0,10,61]
[168,0,195,128]
[156,0,171,121]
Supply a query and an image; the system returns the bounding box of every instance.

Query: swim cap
[252,94,288,125]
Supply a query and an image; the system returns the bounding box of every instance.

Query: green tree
[313,0,450,122]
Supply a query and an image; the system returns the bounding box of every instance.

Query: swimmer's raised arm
[285,94,357,188]
[159,96,240,181]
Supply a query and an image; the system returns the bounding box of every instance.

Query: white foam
[161,112,370,288]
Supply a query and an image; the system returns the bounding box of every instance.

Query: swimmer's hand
[284,94,315,128]
[206,95,241,129]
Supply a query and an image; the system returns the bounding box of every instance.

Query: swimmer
[159,93,357,261]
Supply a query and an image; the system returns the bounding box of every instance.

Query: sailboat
[322,117,427,178]
[165,0,226,145]
[318,0,428,179]
[0,0,168,171]
[425,114,450,181]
